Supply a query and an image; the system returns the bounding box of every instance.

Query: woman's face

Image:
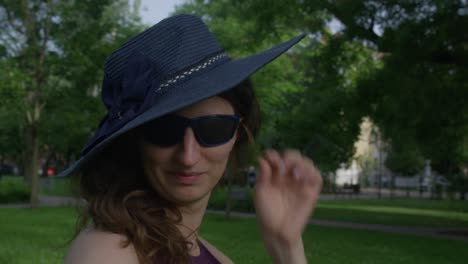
[140,96,237,205]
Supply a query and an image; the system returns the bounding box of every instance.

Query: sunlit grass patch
[315,199,468,227]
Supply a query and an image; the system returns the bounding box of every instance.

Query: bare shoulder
[64,227,139,264]
[198,237,234,264]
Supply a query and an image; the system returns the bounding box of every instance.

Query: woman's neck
[167,192,211,255]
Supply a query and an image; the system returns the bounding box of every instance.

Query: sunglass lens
[142,115,187,147]
[196,116,237,146]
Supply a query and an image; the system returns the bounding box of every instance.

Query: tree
[231,0,468,196]
[273,33,379,171]
[0,0,143,206]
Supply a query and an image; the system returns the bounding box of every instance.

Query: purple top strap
[154,240,221,264]
[192,240,220,264]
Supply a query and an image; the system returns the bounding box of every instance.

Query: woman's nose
[176,127,201,166]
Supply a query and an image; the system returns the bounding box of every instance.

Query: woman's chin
[165,186,212,206]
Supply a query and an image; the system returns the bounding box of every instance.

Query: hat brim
[58,33,305,177]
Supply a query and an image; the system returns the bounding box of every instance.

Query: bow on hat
[81,52,154,155]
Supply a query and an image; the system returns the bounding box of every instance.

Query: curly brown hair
[73,79,260,264]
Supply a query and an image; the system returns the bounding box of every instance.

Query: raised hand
[254,149,322,263]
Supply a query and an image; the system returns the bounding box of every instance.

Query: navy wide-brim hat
[59,14,304,176]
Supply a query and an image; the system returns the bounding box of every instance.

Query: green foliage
[353,1,468,175]
[274,35,379,171]
[0,176,30,203]
[385,143,425,175]
[0,60,28,158]
[39,177,73,197]
[208,186,255,212]
[0,0,144,170]
[230,0,468,176]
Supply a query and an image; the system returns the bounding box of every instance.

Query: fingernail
[293,167,302,180]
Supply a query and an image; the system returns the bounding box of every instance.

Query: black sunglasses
[141,114,241,147]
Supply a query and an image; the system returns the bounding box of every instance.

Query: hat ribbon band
[156,52,228,93]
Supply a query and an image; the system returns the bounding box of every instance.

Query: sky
[137,1,346,33]
[139,0,186,25]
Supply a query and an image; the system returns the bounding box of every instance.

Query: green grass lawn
[208,187,468,228]
[1,207,467,264]
[314,198,468,228]
[0,207,76,264]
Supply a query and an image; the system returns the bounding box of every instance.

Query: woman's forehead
[173,96,235,118]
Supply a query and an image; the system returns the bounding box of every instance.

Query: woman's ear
[233,120,244,146]
[239,121,255,146]
[235,126,241,140]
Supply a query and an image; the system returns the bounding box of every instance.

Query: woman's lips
[169,171,204,184]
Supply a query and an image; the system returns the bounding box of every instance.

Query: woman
[64,14,322,264]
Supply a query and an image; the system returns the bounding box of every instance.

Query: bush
[0,176,30,203]
[40,177,73,197]
[208,186,255,212]
[208,187,228,210]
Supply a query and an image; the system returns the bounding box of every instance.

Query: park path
[0,194,84,208]
[1,195,468,242]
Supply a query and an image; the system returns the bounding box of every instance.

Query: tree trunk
[225,150,243,219]
[225,170,233,220]
[23,127,33,184]
[460,179,467,200]
[25,120,40,207]
[390,174,395,199]
[25,94,42,207]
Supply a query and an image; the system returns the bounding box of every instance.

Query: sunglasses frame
[142,114,241,147]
